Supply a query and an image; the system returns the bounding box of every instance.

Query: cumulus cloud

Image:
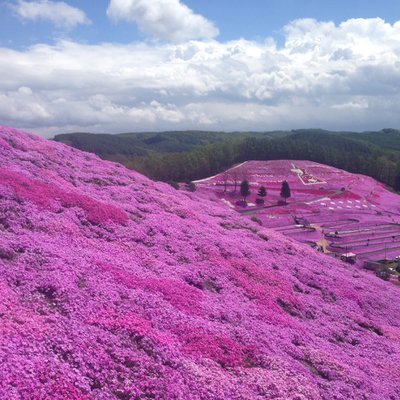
[107,0,219,42]
[1,17,400,136]
[13,0,91,29]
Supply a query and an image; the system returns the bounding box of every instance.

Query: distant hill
[347,128,400,151]
[54,130,236,157]
[54,130,286,163]
[54,129,400,190]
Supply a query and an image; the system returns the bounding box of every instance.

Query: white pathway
[193,161,248,184]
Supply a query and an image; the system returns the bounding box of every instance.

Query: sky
[1,1,400,137]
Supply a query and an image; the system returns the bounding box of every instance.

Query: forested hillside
[53,131,284,162]
[54,129,400,190]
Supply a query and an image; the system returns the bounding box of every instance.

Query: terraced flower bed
[196,160,400,268]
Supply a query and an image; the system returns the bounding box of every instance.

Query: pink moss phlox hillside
[331,191,362,200]
[33,378,92,400]
[96,261,140,288]
[0,136,12,150]
[86,308,173,345]
[206,252,302,327]
[6,362,92,400]
[0,168,127,225]
[139,277,204,315]
[177,327,256,368]
[0,280,47,339]
[96,262,204,314]
[1,126,400,399]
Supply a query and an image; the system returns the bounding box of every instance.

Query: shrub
[251,216,262,225]
[186,182,196,192]
[167,181,179,190]
[258,186,267,197]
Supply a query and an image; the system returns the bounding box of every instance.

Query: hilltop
[54,129,400,190]
[195,160,400,268]
[1,126,400,399]
[53,130,279,163]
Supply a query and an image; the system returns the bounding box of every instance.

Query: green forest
[54,129,400,191]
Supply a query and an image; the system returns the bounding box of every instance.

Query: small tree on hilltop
[232,171,239,193]
[256,185,267,205]
[240,180,251,201]
[258,186,267,198]
[222,172,230,193]
[280,180,291,204]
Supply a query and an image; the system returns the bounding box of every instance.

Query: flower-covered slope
[0,126,399,400]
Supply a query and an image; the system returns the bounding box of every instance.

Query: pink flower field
[196,160,400,266]
[1,127,400,399]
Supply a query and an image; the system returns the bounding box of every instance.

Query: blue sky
[187,0,400,42]
[1,1,400,136]
[2,1,400,47]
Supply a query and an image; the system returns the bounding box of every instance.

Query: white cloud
[332,99,369,110]
[107,0,219,42]
[14,0,91,29]
[1,18,400,136]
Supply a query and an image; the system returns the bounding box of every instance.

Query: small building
[376,267,391,281]
[363,260,394,281]
[340,252,357,264]
[363,260,383,271]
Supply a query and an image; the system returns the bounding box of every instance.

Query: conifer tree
[240,180,251,200]
[280,180,291,203]
[258,186,267,197]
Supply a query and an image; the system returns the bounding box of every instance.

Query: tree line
[55,129,400,191]
[125,132,400,191]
